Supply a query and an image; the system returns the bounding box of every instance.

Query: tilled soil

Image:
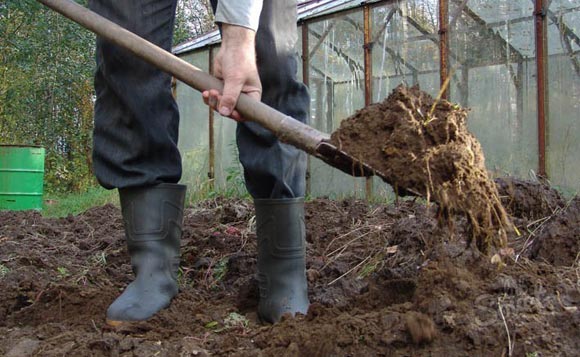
[0,178,578,356]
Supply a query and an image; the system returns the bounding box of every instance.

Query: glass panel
[175,50,212,198]
[547,2,580,193]
[370,1,439,200]
[550,0,580,12]
[371,0,440,101]
[213,112,244,194]
[547,17,580,55]
[296,25,304,82]
[449,0,538,180]
[307,9,367,198]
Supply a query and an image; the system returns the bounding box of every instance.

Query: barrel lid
[0,145,44,148]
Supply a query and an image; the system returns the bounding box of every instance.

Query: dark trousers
[90,0,309,199]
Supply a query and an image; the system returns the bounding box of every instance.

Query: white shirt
[214,0,264,31]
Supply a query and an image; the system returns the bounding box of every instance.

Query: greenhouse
[2,1,580,354]
[173,0,580,198]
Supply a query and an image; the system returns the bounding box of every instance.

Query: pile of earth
[330,85,513,252]
[0,177,578,356]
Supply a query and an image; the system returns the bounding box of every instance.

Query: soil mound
[1,187,578,356]
[330,85,512,252]
[495,176,566,220]
[495,178,579,267]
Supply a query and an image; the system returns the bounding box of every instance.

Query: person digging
[89,0,309,326]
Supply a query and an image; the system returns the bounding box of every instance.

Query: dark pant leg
[239,0,310,199]
[90,0,181,189]
[210,0,310,199]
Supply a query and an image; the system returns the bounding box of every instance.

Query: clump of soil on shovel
[330,85,513,252]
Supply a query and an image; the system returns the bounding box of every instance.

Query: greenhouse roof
[173,0,579,75]
[173,0,383,55]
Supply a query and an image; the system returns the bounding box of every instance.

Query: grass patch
[40,180,251,219]
[42,186,118,217]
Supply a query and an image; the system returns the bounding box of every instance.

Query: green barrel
[0,145,46,210]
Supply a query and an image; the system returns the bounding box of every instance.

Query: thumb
[219,78,244,117]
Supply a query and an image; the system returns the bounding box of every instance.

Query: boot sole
[106,319,135,328]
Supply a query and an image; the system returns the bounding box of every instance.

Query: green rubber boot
[106,183,186,326]
[255,198,310,323]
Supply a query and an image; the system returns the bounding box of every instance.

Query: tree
[1,0,95,193]
[1,0,216,193]
[174,0,215,45]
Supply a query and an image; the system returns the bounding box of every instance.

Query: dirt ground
[0,178,578,356]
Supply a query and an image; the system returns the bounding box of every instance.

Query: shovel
[37,0,394,185]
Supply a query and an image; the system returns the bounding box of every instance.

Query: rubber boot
[106,183,186,326]
[255,198,309,323]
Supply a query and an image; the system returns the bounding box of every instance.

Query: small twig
[320,245,348,272]
[45,331,73,342]
[556,290,578,312]
[323,225,366,255]
[426,66,458,122]
[326,230,374,257]
[498,296,514,356]
[236,216,254,253]
[424,157,434,207]
[322,225,386,272]
[328,255,371,286]
[516,198,573,261]
[526,215,551,227]
[79,216,96,240]
[33,289,46,304]
[574,251,579,287]
[91,319,100,334]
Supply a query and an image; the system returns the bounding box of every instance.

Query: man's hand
[202,24,262,122]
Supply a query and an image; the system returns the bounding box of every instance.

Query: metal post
[302,23,312,196]
[516,62,524,143]
[363,5,373,201]
[439,0,449,99]
[534,0,547,177]
[208,46,215,190]
[460,65,469,107]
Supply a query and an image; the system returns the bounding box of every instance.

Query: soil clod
[405,311,437,345]
[330,85,514,252]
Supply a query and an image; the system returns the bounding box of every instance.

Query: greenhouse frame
[172,0,580,198]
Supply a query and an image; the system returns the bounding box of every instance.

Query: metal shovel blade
[314,141,418,196]
[315,141,375,177]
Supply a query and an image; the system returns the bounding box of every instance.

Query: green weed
[223,312,249,329]
[204,321,219,329]
[42,186,118,217]
[212,257,229,286]
[92,252,107,266]
[57,266,70,279]
[0,264,10,278]
[207,312,251,333]
[356,250,389,280]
